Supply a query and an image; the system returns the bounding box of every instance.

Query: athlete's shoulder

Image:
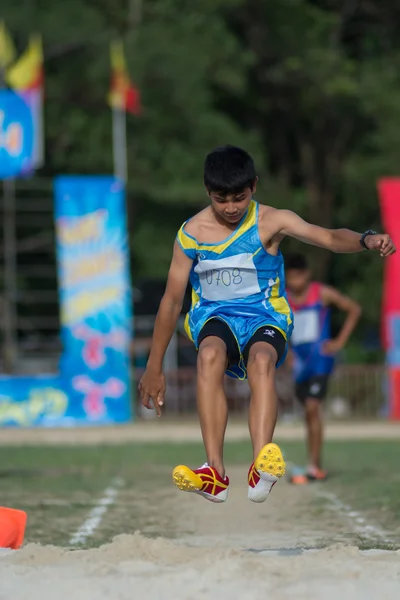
[258,203,279,219]
[180,207,211,238]
[181,206,215,240]
[258,205,287,246]
[319,283,341,305]
[260,206,304,227]
[177,208,213,255]
[258,204,285,230]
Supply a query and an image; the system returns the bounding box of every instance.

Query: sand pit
[1,464,399,599]
[2,536,400,600]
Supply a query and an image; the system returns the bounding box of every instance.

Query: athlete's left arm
[277,210,396,256]
[321,285,362,354]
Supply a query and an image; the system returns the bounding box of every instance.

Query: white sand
[2,536,400,600]
[2,461,400,599]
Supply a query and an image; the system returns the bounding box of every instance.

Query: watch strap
[360,230,377,250]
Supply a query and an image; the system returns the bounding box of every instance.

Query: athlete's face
[285,268,310,295]
[208,184,256,225]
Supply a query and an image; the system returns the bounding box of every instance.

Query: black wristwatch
[360,230,377,250]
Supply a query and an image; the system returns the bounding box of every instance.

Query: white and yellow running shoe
[248,443,286,503]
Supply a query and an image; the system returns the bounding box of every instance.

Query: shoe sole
[172,465,203,492]
[172,465,228,503]
[255,443,286,479]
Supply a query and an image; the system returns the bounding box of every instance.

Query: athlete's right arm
[139,241,193,416]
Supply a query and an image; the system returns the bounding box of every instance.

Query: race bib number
[291,309,319,345]
[195,253,261,301]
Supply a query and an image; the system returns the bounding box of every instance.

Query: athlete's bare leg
[304,397,323,469]
[246,342,279,459]
[196,337,229,478]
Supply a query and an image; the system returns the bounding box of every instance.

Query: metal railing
[0,179,61,374]
[133,363,387,421]
[133,315,388,420]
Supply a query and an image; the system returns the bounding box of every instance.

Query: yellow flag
[0,21,15,68]
[110,40,127,72]
[108,41,141,114]
[108,41,129,109]
[6,34,43,91]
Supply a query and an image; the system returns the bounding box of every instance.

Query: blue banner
[0,376,69,427]
[18,88,44,174]
[0,176,133,427]
[0,90,34,179]
[54,176,133,423]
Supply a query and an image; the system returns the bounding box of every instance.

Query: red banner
[378,179,400,420]
[377,179,400,349]
[388,368,400,420]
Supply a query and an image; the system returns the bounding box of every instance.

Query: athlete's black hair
[204,145,257,195]
[285,253,309,271]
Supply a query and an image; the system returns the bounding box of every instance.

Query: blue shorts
[293,346,335,384]
[196,317,288,379]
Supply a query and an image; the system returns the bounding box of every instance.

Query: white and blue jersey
[176,200,293,379]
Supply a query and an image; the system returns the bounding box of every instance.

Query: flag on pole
[6,35,44,169]
[0,21,15,69]
[108,41,141,115]
[6,34,43,91]
[108,41,141,184]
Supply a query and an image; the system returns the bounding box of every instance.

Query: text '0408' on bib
[194,253,261,301]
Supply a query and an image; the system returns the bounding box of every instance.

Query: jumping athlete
[139,145,395,504]
[285,253,362,483]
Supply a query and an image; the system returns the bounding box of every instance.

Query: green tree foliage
[3,0,400,354]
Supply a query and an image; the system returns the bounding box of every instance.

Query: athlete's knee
[247,346,276,377]
[305,398,321,419]
[197,342,226,373]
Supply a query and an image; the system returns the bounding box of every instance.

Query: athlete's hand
[365,234,396,257]
[139,368,166,417]
[322,339,343,355]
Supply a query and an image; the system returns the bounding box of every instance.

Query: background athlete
[139,145,396,504]
[285,253,362,483]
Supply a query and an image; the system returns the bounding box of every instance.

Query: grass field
[1,438,399,549]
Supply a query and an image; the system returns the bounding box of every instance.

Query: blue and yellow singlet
[176,200,293,379]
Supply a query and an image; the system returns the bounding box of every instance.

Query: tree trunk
[299,139,334,280]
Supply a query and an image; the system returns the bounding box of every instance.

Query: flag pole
[2,178,18,373]
[0,60,18,373]
[112,105,127,184]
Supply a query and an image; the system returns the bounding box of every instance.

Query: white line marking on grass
[314,489,392,543]
[69,477,124,546]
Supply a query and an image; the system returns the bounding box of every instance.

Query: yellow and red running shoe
[172,463,229,503]
[248,443,286,502]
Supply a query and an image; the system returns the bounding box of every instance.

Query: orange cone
[0,507,27,549]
